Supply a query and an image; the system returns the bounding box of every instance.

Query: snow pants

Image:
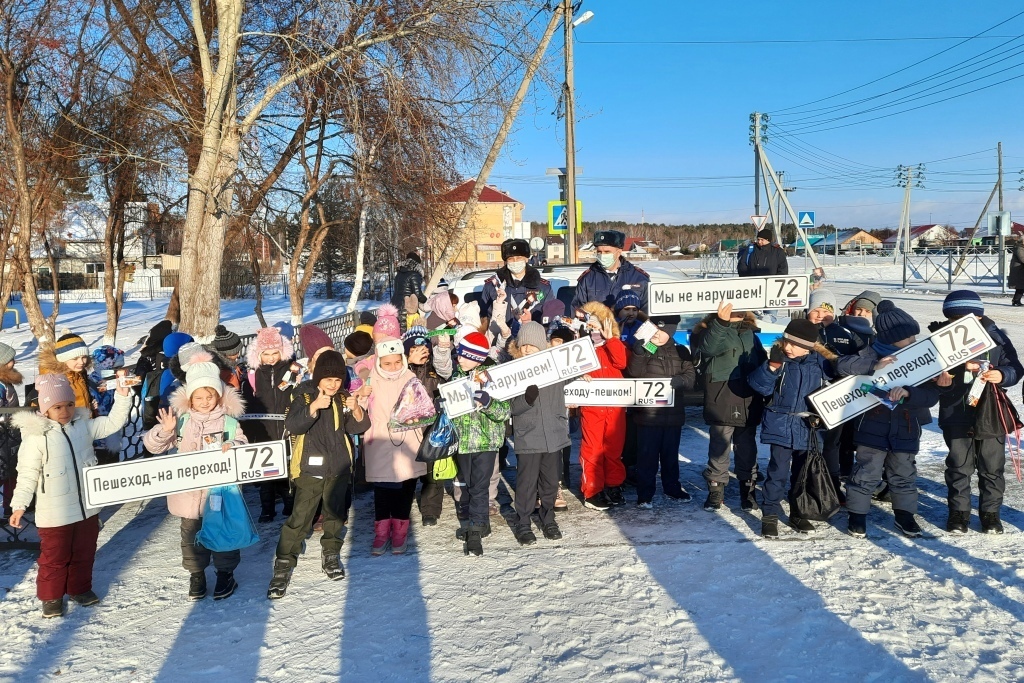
[945,436,1005,513]
[514,451,561,529]
[456,451,497,526]
[36,515,100,601]
[181,517,240,574]
[846,446,918,515]
[636,425,684,504]
[276,475,349,566]
[761,446,807,517]
[579,406,626,499]
[703,424,759,484]
[453,455,499,510]
[418,472,447,519]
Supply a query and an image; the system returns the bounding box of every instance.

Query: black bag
[416,412,460,463]
[790,432,840,521]
[973,383,1024,440]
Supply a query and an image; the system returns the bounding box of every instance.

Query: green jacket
[450,364,511,454]
[690,314,766,384]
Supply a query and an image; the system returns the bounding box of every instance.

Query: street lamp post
[562,3,593,264]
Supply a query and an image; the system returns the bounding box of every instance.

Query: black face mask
[618,310,638,325]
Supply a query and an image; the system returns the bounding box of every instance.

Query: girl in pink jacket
[143,351,248,601]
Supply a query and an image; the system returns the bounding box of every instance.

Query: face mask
[597,253,616,269]
[506,260,526,275]
[619,310,638,324]
[378,367,404,380]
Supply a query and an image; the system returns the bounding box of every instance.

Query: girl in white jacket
[9,373,132,618]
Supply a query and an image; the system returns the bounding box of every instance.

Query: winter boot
[584,492,611,511]
[981,511,1004,535]
[213,571,237,600]
[188,572,207,600]
[456,522,491,541]
[322,552,345,580]
[761,515,779,539]
[847,513,867,538]
[464,524,484,556]
[69,590,100,607]
[391,519,411,554]
[514,526,537,546]
[421,515,438,527]
[703,482,724,511]
[788,517,816,534]
[41,599,64,618]
[665,489,692,502]
[739,480,759,512]
[946,509,970,535]
[258,510,276,524]
[371,519,392,556]
[606,487,626,506]
[542,522,563,540]
[267,559,293,600]
[893,510,922,537]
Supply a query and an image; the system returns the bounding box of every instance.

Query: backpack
[789,430,840,521]
[140,369,164,429]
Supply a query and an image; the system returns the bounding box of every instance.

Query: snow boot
[739,480,759,512]
[946,509,969,535]
[258,510,275,524]
[584,492,611,511]
[703,482,724,511]
[267,559,293,600]
[606,487,626,506]
[391,519,411,555]
[788,516,815,534]
[981,511,1004,535]
[464,524,484,556]
[41,599,64,619]
[761,515,779,539]
[893,510,922,537]
[322,552,345,580]
[421,514,438,527]
[188,571,207,600]
[542,523,563,540]
[456,522,491,541]
[847,512,867,538]
[514,526,537,546]
[213,571,237,600]
[371,519,392,556]
[69,590,100,607]
[665,489,692,502]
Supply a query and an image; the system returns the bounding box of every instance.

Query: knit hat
[91,345,125,371]
[37,373,76,413]
[299,324,333,358]
[274,321,295,342]
[246,327,294,368]
[942,290,984,318]
[456,331,490,363]
[183,351,223,399]
[756,228,773,242]
[373,304,402,339]
[540,299,565,325]
[782,319,819,350]
[427,292,457,325]
[501,238,530,261]
[549,328,576,345]
[312,350,347,385]
[874,300,920,345]
[517,321,548,351]
[343,330,373,357]
[54,332,89,363]
[213,325,242,357]
[614,290,642,313]
[593,230,626,249]
[402,325,430,355]
[162,331,194,359]
[359,311,378,327]
[376,338,405,359]
[177,342,206,371]
[0,342,16,366]
[808,289,838,315]
[852,290,881,312]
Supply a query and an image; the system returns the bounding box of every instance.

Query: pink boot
[391,519,410,555]
[371,519,392,556]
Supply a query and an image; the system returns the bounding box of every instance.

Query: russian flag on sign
[969,341,986,354]
[263,468,281,477]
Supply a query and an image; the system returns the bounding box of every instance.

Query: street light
[572,10,595,28]
[561,1,594,264]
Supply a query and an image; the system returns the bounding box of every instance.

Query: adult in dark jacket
[135,320,173,379]
[390,252,427,312]
[928,291,1023,534]
[835,300,940,538]
[1010,241,1024,306]
[737,228,789,277]
[478,239,555,333]
[690,303,766,511]
[626,316,696,507]
[571,230,650,312]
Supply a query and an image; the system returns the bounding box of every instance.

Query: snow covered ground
[2,265,1024,682]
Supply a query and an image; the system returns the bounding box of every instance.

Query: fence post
[148,275,154,300]
[947,252,952,290]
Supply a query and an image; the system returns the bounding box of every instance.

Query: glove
[769,345,786,365]
[473,390,492,409]
[433,396,446,413]
[524,385,540,406]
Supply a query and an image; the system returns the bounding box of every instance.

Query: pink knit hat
[427,292,457,324]
[246,327,295,368]
[373,304,401,339]
[37,374,75,412]
[299,324,333,359]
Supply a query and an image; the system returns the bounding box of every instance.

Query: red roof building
[435,179,524,267]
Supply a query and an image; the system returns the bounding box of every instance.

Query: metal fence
[902,250,1009,291]
[699,253,738,278]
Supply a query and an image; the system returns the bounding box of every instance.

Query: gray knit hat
[0,342,14,366]
[852,290,881,312]
[517,321,548,351]
[808,288,838,315]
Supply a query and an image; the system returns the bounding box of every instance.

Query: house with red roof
[882,224,959,249]
[436,180,524,267]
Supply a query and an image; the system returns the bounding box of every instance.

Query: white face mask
[597,253,617,269]
[506,259,526,275]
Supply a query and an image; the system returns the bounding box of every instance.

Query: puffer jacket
[0,367,23,481]
[737,241,788,277]
[690,314,766,427]
[450,360,511,454]
[835,345,940,453]
[38,347,93,412]
[390,257,427,307]
[818,320,864,358]
[10,392,132,527]
[748,343,833,450]
[626,340,696,427]
[571,258,650,312]
[244,359,293,442]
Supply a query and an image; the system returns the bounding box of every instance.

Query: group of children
[1,273,1020,617]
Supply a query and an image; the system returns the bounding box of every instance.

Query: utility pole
[775,170,784,238]
[750,112,763,216]
[563,0,578,264]
[895,164,925,282]
[998,141,1006,294]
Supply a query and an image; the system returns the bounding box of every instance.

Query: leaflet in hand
[860,383,903,410]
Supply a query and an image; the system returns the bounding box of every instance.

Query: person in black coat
[478,239,555,334]
[737,228,789,277]
[390,252,427,314]
[1009,240,1024,306]
[571,230,650,312]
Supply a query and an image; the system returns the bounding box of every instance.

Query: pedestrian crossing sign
[798,211,815,228]
[548,200,583,235]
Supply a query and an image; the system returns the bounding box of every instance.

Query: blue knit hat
[614,290,642,313]
[942,290,984,318]
[874,300,919,345]
[162,331,193,358]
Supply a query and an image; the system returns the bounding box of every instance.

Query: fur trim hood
[0,365,23,386]
[246,327,295,369]
[12,407,91,436]
[396,257,424,275]
[169,384,246,417]
[581,301,620,341]
[768,338,838,362]
[38,346,92,376]
[693,312,760,334]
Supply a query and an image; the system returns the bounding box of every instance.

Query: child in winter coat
[445,331,511,556]
[268,351,368,598]
[403,328,448,526]
[578,302,629,511]
[245,327,296,523]
[509,322,570,544]
[626,315,696,508]
[929,291,1023,535]
[38,332,94,411]
[143,353,249,601]
[212,325,245,390]
[9,373,132,617]
[836,300,940,539]
[548,327,578,510]
[748,319,834,538]
[0,342,22,522]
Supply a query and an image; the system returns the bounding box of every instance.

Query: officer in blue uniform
[571,230,650,312]
[479,238,555,333]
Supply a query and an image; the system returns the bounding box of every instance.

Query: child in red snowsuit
[578,302,629,510]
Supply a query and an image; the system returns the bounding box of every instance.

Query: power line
[577,35,1022,46]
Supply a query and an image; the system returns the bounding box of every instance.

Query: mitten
[769,345,786,365]
[524,385,540,406]
[473,390,492,409]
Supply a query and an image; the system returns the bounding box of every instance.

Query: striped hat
[942,290,984,318]
[782,319,819,350]
[456,331,490,363]
[54,332,89,363]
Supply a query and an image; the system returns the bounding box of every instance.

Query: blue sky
[487,1,1024,232]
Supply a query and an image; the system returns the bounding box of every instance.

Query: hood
[245,331,295,370]
[769,339,837,362]
[169,384,246,418]
[0,365,23,386]
[693,312,760,334]
[581,301,620,341]
[38,346,92,376]
[397,258,424,275]
[12,407,92,436]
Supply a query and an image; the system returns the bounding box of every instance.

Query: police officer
[737,228,789,277]
[571,230,650,312]
[479,238,555,333]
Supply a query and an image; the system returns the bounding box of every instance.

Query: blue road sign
[798,211,815,228]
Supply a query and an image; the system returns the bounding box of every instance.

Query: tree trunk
[102,191,127,345]
[347,204,369,311]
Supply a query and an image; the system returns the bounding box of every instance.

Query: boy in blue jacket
[836,300,940,538]
[748,319,834,538]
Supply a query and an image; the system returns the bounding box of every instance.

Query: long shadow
[12,498,169,682]
[609,421,928,680]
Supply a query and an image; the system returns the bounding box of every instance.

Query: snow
[3,262,1024,681]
